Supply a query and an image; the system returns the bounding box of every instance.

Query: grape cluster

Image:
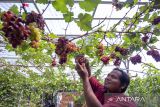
[26,11,45,30]
[110,53,116,59]
[130,55,142,65]
[147,49,160,62]
[152,17,160,25]
[112,0,123,10]
[55,37,78,64]
[52,58,56,67]
[114,57,121,66]
[109,53,121,66]
[115,46,128,56]
[142,36,149,43]
[97,43,104,56]
[1,11,31,48]
[28,23,42,48]
[75,54,86,65]
[100,55,110,64]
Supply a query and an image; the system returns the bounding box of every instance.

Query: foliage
[0,0,160,106]
[128,65,160,107]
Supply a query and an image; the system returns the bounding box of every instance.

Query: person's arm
[75,63,103,107]
[82,76,103,107]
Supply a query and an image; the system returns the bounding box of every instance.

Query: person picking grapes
[75,55,137,107]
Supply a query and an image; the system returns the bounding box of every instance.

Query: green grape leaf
[63,12,73,22]
[49,43,56,50]
[66,0,74,7]
[22,12,27,20]
[153,29,160,36]
[143,13,150,22]
[150,37,159,44]
[9,5,19,15]
[134,0,138,5]
[48,33,58,39]
[52,0,69,13]
[21,41,30,51]
[75,13,92,31]
[79,0,101,12]
[106,32,116,38]
[36,0,48,4]
[149,12,158,22]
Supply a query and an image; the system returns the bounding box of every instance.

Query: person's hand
[75,54,91,77]
[75,62,89,80]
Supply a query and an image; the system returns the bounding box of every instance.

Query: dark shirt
[89,76,137,107]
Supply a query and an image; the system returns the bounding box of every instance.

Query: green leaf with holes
[63,12,73,22]
[52,0,68,13]
[75,13,92,31]
[9,5,19,15]
[79,0,101,12]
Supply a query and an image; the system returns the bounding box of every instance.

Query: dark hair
[113,68,130,93]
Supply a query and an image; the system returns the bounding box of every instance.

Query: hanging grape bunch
[52,57,57,67]
[152,16,160,25]
[26,11,45,30]
[147,49,160,62]
[1,11,31,48]
[28,23,42,48]
[113,57,121,66]
[100,55,110,64]
[97,43,110,65]
[130,55,142,65]
[97,43,104,56]
[55,37,79,64]
[142,35,149,43]
[75,54,87,65]
[109,53,121,66]
[115,46,129,56]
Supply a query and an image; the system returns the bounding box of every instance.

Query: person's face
[104,70,122,93]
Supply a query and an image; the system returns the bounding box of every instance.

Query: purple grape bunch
[114,57,121,66]
[152,16,160,25]
[142,36,149,43]
[130,55,142,65]
[1,11,31,48]
[147,49,160,62]
[26,11,45,30]
[115,46,129,56]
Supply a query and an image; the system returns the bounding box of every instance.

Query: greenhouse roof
[0,0,149,36]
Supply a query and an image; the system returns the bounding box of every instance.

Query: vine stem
[111,6,134,31]
[41,1,51,15]
[127,2,153,32]
[141,62,160,71]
